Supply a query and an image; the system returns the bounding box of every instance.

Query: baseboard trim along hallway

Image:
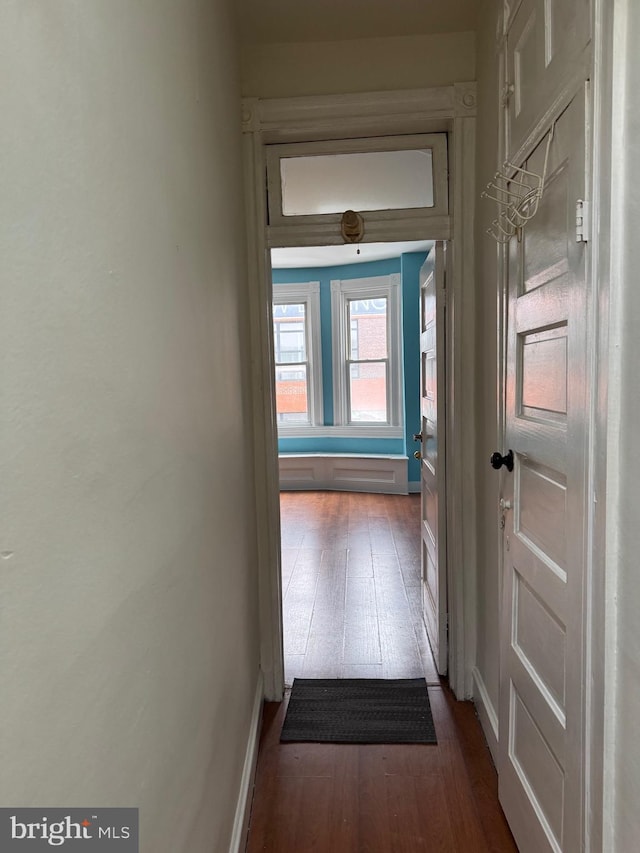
[229,670,264,853]
[472,666,499,765]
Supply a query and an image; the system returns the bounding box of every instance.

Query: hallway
[3,1,637,848]
[246,492,516,852]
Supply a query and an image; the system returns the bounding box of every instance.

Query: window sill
[276,424,404,439]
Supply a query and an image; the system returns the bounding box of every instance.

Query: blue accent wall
[273,252,427,476]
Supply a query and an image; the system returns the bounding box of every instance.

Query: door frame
[419,242,449,675]
[241,84,477,701]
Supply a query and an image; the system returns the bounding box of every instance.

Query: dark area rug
[280,677,437,744]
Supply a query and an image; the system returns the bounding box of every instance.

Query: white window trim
[331,274,403,437]
[272,281,323,432]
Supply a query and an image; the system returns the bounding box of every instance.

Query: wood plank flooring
[280,491,438,683]
[247,690,517,853]
[245,492,517,853]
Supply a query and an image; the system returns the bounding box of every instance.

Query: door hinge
[576,198,590,242]
[501,82,515,107]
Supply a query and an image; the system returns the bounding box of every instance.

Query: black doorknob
[490,449,514,472]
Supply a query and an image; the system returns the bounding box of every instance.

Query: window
[272,274,403,439]
[278,149,435,216]
[331,274,403,435]
[272,282,322,429]
[266,134,448,230]
[347,297,389,422]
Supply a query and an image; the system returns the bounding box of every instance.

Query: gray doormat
[280,678,437,744]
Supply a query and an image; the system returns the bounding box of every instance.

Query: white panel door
[418,243,447,675]
[498,91,589,852]
[505,0,591,160]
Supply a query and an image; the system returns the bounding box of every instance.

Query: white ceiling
[271,241,433,269]
[237,0,479,45]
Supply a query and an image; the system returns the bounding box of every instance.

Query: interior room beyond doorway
[272,241,432,494]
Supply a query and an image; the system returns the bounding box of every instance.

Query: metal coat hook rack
[482,122,556,244]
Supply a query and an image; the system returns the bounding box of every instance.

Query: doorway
[270,240,441,686]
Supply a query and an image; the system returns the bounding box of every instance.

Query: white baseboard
[472,666,499,765]
[279,453,408,494]
[408,481,421,494]
[229,670,264,853]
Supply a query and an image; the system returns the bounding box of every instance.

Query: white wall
[241,31,475,98]
[0,3,260,851]
[471,0,502,744]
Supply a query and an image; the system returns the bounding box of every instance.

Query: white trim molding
[229,670,264,853]
[242,131,284,702]
[454,82,478,116]
[279,453,409,495]
[242,83,477,704]
[472,666,500,765]
[268,214,450,248]
[244,85,474,143]
[449,108,477,700]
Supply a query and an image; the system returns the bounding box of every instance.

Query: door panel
[510,684,565,836]
[419,243,447,675]
[505,0,591,160]
[514,573,566,707]
[522,161,570,289]
[499,90,588,853]
[518,459,567,570]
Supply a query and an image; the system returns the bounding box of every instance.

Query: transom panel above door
[265,134,450,247]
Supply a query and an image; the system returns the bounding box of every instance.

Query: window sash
[331,274,402,434]
[346,358,389,424]
[272,282,322,432]
[275,362,310,424]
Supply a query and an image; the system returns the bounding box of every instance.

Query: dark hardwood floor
[280,491,438,684]
[246,491,517,853]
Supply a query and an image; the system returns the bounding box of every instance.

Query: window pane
[349,298,387,359]
[275,364,309,423]
[349,361,387,422]
[273,303,306,362]
[281,149,434,216]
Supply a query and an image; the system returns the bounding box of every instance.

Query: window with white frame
[272,282,322,430]
[265,134,449,232]
[331,274,403,435]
